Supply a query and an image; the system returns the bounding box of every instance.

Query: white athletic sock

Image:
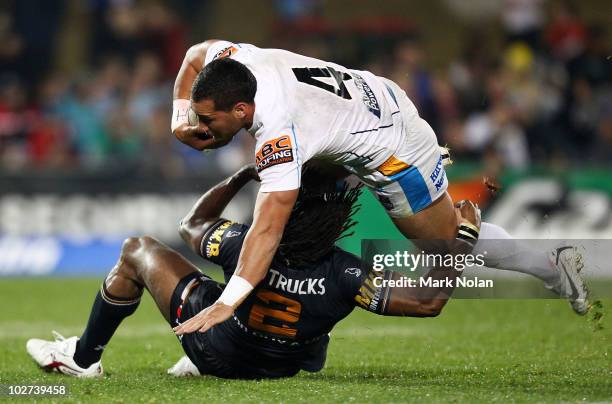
[472,222,559,284]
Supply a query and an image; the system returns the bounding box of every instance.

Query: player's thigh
[391,191,457,240]
[367,117,454,239]
[131,237,200,322]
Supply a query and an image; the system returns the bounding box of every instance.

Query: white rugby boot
[167,355,200,377]
[546,246,590,315]
[26,331,103,378]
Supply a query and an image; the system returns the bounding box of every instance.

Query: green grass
[1,277,611,403]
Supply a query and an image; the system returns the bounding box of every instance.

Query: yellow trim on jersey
[377,155,410,176]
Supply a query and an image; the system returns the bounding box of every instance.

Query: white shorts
[357,80,449,218]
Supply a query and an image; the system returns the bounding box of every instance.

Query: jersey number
[248,290,301,338]
[292,67,352,100]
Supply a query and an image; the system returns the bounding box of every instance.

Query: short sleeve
[204,41,240,65]
[255,131,301,192]
[331,250,369,305]
[200,219,250,273]
[332,250,391,313]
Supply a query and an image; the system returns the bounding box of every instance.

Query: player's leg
[382,151,579,300]
[471,222,589,313]
[369,113,587,312]
[390,191,457,240]
[388,185,587,313]
[389,191,557,284]
[471,223,557,283]
[104,236,201,322]
[73,236,200,368]
[26,236,201,376]
[377,159,581,293]
[369,114,461,243]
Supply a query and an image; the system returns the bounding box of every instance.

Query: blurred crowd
[412,0,612,171]
[0,0,610,178]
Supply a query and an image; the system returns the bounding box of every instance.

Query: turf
[1,277,610,403]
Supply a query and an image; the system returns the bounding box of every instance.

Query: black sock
[73,283,141,368]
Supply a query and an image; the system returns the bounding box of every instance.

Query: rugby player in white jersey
[170,40,590,336]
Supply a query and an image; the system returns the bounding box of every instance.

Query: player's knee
[137,236,161,250]
[121,237,141,256]
[106,237,139,282]
[120,236,161,269]
[122,236,159,253]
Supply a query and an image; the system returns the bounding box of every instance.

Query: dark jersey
[199,219,370,376]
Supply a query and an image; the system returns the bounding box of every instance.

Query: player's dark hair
[277,165,362,269]
[191,58,257,111]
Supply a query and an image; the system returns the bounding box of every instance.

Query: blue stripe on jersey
[389,166,432,213]
[291,123,302,184]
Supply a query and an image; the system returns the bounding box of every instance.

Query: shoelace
[49,331,73,356]
[51,330,66,342]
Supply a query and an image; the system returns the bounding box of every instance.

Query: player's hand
[235,164,260,182]
[454,199,481,229]
[172,301,234,336]
[173,123,228,151]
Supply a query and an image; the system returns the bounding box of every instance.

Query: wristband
[218,275,254,308]
[171,99,191,132]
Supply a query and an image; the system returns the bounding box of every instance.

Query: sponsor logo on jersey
[430,156,446,191]
[268,269,326,295]
[345,267,362,277]
[213,45,238,60]
[430,156,442,183]
[204,220,233,258]
[434,174,445,191]
[255,135,294,172]
[352,73,380,118]
[225,230,242,238]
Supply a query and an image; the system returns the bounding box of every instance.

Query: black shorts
[170,272,320,379]
[170,272,240,378]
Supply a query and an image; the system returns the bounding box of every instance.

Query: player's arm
[354,200,481,317]
[173,41,220,100]
[178,164,259,255]
[233,188,298,286]
[172,39,222,150]
[220,132,301,302]
[173,187,299,336]
[174,127,302,336]
[370,267,457,317]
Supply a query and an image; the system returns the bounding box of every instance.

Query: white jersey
[205,41,421,193]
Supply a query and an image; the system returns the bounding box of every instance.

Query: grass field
[1,277,611,403]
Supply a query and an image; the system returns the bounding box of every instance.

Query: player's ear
[232,102,247,119]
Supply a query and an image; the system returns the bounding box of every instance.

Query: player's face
[191,99,244,144]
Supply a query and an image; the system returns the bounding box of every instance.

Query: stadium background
[0,1,611,402]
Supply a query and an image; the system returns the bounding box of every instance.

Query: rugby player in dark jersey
[26,164,481,379]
